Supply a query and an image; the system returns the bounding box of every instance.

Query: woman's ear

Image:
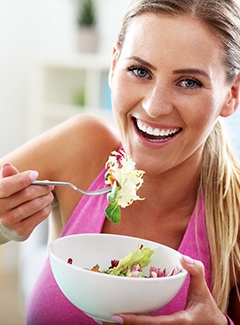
[220,74,240,117]
[108,41,121,89]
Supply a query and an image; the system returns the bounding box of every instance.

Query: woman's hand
[104,256,228,325]
[0,163,54,243]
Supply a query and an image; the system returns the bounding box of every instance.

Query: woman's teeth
[136,119,180,137]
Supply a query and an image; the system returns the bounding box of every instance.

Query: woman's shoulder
[51,113,121,180]
[66,113,121,154]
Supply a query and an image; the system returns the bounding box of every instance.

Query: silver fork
[32,180,112,196]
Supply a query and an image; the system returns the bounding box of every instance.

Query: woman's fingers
[1,189,54,226]
[0,163,54,241]
[0,190,54,241]
[0,163,39,198]
[8,202,53,241]
[0,180,53,211]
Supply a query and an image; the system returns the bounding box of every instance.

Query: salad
[104,150,145,224]
[67,244,182,278]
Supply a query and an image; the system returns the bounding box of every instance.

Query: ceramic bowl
[49,233,188,323]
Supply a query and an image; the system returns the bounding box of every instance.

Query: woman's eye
[177,78,203,89]
[128,66,150,79]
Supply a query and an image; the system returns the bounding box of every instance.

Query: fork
[32,180,112,196]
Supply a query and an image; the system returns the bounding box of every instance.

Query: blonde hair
[118,0,240,311]
[201,119,240,310]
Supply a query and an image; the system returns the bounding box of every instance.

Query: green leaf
[108,246,155,276]
[105,202,121,224]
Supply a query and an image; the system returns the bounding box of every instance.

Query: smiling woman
[110,15,233,173]
[0,0,239,325]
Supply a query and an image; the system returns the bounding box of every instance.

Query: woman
[0,0,239,324]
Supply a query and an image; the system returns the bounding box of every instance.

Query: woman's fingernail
[29,170,39,181]
[111,315,124,324]
[2,163,12,168]
[0,163,11,174]
[0,163,15,178]
[182,255,194,264]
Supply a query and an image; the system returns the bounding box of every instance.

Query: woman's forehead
[121,13,224,68]
[124,12,220,46]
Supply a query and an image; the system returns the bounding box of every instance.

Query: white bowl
[49,233,188,323]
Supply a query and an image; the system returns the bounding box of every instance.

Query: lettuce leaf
[108,245,154,276]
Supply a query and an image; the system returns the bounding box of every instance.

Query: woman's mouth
[135,118,182,142]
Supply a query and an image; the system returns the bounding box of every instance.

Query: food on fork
[104,150,145,223]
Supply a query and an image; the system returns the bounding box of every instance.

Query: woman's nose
[142,85,173,118]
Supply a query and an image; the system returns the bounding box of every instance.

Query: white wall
[0,0,78,156]
[0,0,129,157]
[96,0,129,53]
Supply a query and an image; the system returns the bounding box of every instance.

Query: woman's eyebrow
[125,57,211,79]
[172,68,210,79]
[125,56,157,70]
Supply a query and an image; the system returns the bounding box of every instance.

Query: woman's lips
[134,118,182,142]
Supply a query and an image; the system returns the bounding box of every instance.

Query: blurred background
[0,1,129,324]
[0,1,239,324]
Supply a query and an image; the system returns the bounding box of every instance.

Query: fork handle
[32,180,111,196]
[32,180,69,187]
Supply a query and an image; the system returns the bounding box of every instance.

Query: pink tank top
[26,168,211,325]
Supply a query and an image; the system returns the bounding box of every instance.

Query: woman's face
[109,13,239,175]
